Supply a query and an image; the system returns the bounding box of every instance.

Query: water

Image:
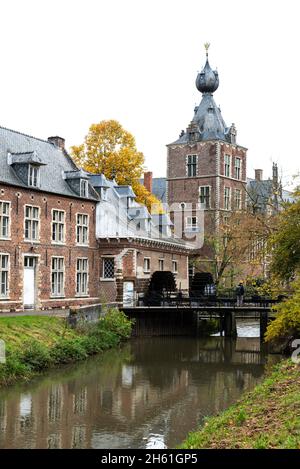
[0,320,280,449]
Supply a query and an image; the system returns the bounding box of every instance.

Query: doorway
[123,281,135,307]
[23,256,36,309]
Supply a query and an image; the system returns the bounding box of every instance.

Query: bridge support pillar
[260,311,269,341]
[224,311,237,338]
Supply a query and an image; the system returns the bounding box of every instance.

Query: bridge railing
[138,292,284,308]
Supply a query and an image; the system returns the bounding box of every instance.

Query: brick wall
[97,240,190,303]
[0,184,99,311]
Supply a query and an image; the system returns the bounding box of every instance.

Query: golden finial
[204,42,210,57]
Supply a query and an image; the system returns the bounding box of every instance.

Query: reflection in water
[0,329,280,449]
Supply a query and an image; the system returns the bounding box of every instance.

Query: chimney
[255,169,263,181]
[48,136,65,150]
[272,162,278,183]
[144,171,153,193]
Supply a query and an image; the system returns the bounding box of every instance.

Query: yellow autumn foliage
[71,120,162,213]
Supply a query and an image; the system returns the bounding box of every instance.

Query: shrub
[50,338,88,364]
[21,340,53,371]
[265,278,300,342]
[97,308,133,339]
[0,352,31,385]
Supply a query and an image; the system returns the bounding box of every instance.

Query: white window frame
[234,189,242,210]
[199,185,211,209]
[28,164,40,188]
[52,209,66,244]
[172,260,178,274]
[158,259,164,271]
[76,213,89,246]
[80,180,89,198]
[76,258,89,296]
[234,157,242,180]
[102,257,115,280]
[224,187,231,210]
[186,154,198,177]
[0,201,11,240]
[224,154,231,177]
[51,257,65,297]
[0,253,9,298]
[143,257,151,273]
[185,216,198,232]
[24,205,40,242]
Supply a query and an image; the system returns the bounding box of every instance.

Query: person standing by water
[236,282,245,306]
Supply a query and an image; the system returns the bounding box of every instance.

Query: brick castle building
[0,126,190,312]
[166,46,247,255]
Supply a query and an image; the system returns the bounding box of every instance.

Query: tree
[270,189,300,280]
[195,209,275,287]
[71,120,161,212]
[265,277,300,343]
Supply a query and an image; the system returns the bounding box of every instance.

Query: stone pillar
[115,268,124,305]
[224,311,237,338]
[260,311,269,341]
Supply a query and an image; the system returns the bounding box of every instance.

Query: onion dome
[196,43,219,94]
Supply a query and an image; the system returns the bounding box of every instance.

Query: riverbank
[0,308,132,387]
[181,359,300,449]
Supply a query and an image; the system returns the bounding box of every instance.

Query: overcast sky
[1,0,299,188]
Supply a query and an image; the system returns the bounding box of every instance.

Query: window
[76,258,88,295]
[172,260,178,274]
[25,205,40,241]
[224,187,231,210]
[0,254,9,298]
[52,210,65,243]
[51,257,64,297]
[199,186,210,208]
[234,189,242,209]
[249,238,265,262]
[28,165,40,188]
[223,214,229,226]
[187,155,197,177]
[185,216,198,232]
[76,214,89,245]
[80,180,89,198]
[102,258,115,279]
[101,188,108,201]
[234,158,241,179]
[159,259,164,271]
[0,202,10,239]
[224,154,231,177]
[143,258,151,273]
[24,257,36,268]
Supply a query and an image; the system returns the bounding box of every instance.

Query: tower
[167,44,247,248]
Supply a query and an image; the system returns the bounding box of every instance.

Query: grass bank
[181,360,300,449]
[0,308,132,387]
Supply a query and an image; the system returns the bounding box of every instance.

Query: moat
[0,321,280,449]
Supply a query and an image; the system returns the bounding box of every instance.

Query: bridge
[122,296,279,339]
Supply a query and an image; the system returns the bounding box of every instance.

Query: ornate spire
[196,43,219,94]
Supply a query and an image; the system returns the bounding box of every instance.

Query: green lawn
[0,310,132,387]
[181,360,300,449]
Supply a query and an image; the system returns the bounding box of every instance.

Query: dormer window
[80,179,89,198]
[28,165,40,188]
[101,187,108,201]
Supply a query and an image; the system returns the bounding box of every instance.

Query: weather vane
[204,42,210,57]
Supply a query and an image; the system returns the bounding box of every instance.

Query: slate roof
[0,125,98,200]
[247,178,295,211]
[140,177,167,203]
[169,51,239,146]
[114,185,136,198]
[151,213,173,227]
[89,173,110,188]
